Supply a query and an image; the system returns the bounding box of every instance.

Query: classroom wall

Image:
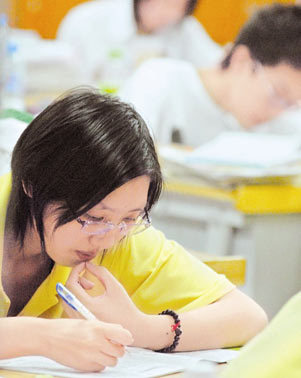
[9,0,296,42]
[195,0,295,45]
[0,0,10,17]
[9,0,90,38]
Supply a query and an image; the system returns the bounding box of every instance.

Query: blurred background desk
[152,178,301,318]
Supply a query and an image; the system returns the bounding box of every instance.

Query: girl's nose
[89,228,122,250]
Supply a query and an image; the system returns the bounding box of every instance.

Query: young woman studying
[0,88,267,372]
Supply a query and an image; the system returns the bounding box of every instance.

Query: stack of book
[159,132,301,188]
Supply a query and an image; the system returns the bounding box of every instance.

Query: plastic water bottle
[3,42,26,110]
[0,14,8,110]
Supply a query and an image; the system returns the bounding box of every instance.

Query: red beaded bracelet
[155,309,182,353]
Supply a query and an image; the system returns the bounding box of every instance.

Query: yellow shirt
[0,173,234,318]
[221,292,301,378]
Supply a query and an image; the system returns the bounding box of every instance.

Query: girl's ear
[22,181,33,198]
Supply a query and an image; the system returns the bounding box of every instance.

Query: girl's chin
[54,258,79,267]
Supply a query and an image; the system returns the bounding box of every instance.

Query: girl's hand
[45,318,133,372]
[64,262,146,340]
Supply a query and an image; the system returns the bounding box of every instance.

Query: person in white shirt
[119,4,301,147]
[57,0,222,85]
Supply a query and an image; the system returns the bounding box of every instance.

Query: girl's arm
[65,263,268,351]
[133,288,268,351]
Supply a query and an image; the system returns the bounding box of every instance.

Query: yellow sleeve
[103,227,235,314]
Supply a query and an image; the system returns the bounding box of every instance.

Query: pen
[56,282,97,320]
[56,282,132,354]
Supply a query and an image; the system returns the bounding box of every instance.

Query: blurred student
[220,291,301,378]
[57,0,222,85]
[120,4,301,146]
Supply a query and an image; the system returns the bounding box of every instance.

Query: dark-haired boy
[120,4,301,146]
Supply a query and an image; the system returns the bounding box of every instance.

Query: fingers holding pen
[63,262,137,349]
[45,318,131,372]
[103,321,134,347]
[81,321,131,370]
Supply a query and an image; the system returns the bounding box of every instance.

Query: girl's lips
[75,250,97,261]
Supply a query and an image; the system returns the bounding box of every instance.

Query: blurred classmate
[120,4,301,146]
[220,291,301,378]
[57,0,222,85]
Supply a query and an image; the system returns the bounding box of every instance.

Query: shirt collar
[19,263,72,317]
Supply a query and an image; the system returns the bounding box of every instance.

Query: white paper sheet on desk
[188,132,301,169]
[159,135,301,185]
[0,347,238,378]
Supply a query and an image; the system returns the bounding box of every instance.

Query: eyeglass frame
[76,210,151,236]
[254,61,301,111]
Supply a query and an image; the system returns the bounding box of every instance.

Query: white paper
[188,132,301,168]
[0,347,238,378]
[159,134,301,186]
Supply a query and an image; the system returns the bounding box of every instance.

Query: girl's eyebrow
[98,204,144,212]
[86,213,103,219]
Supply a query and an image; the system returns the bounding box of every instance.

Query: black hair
[185,0,198,16]
[221,4,301,69]
[9,87,163,250]
[133,0,198,23]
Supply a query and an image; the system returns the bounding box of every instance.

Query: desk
[0,365,226,377]
[194,252,245,286]
[0,369,183,378]
[0,371,184,377]
[0,370,183,378]
[152,178,301,318]
[0,370,182,377]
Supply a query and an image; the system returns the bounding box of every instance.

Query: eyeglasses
[255,61,301,111]
[76,211,151,237]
